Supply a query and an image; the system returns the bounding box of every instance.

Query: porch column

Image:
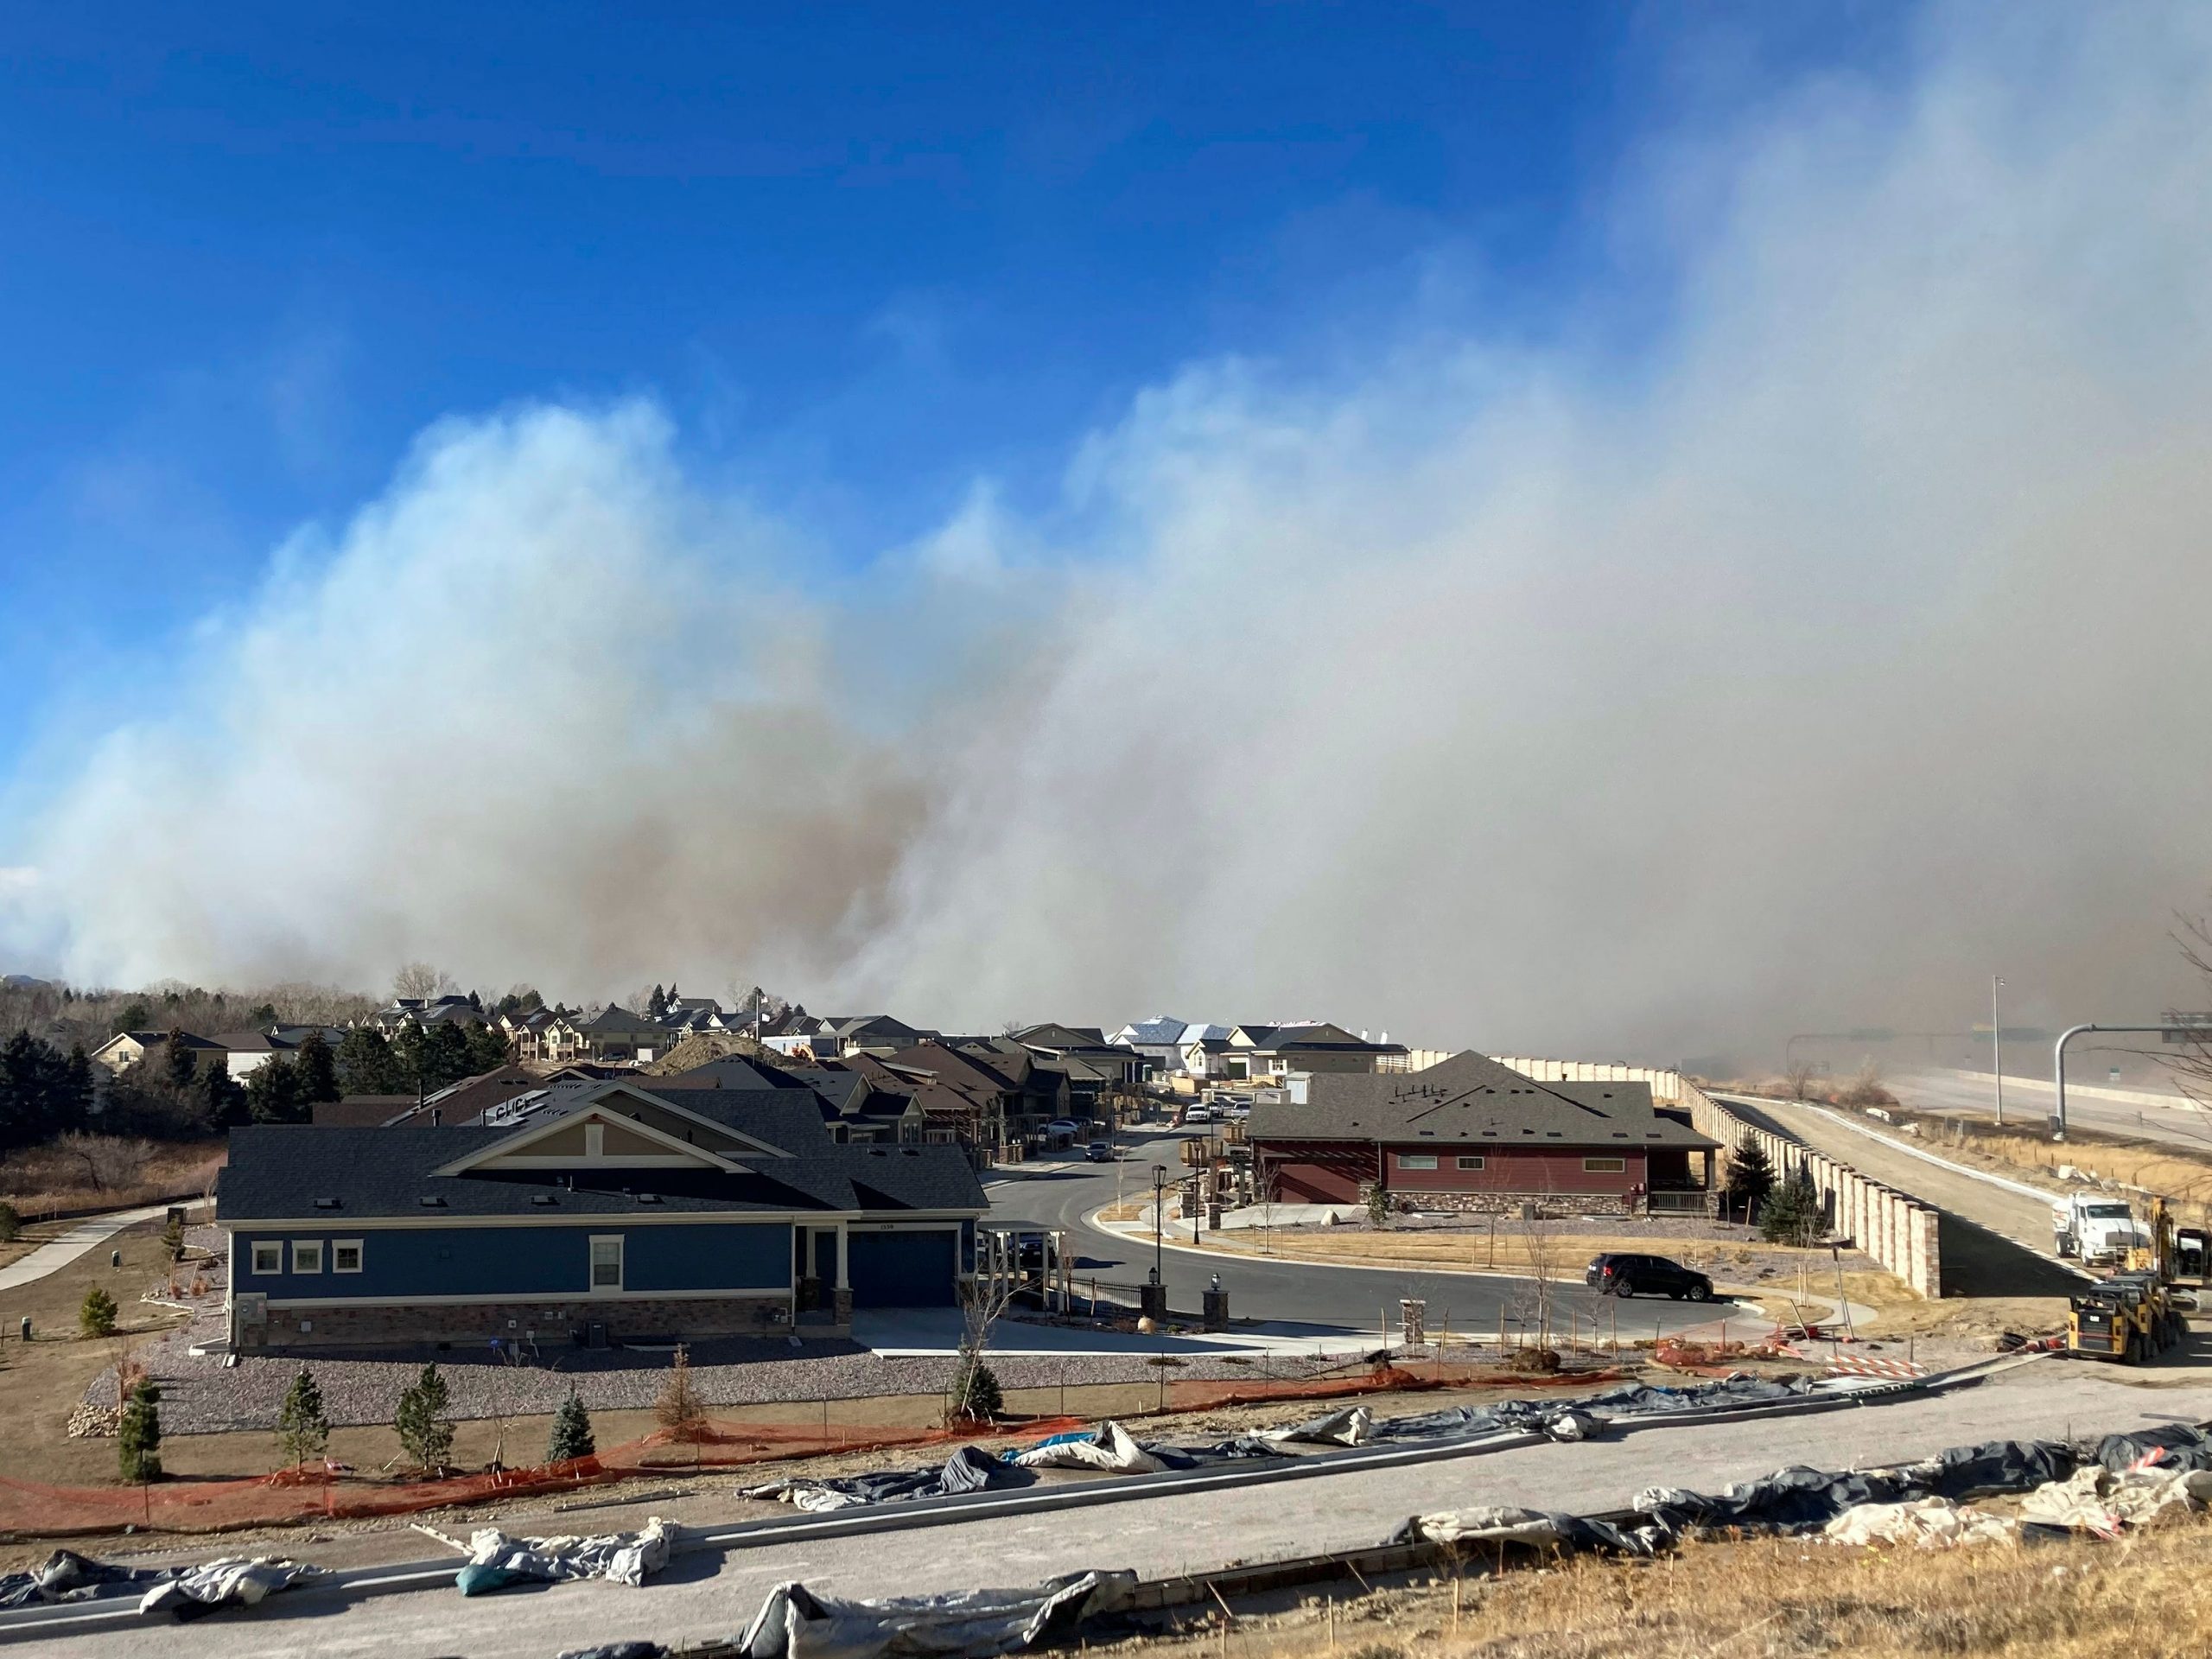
[833,1221,853,1325]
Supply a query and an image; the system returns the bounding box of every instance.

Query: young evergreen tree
[118,1377,162,1482]
[79,1285,118,1338]
[546,1391,595,1464]
[395,1363,454,1473]
[295,1032,341,1103]
[161,1213,186,1263]
[652,1346,706,1442]
[276,1367,332,1469]
[1723,1133,1776,1222]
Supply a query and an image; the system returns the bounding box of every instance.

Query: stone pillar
[1918,1207,1942,1299]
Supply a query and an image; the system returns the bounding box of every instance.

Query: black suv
[1585,1252,1713,1301]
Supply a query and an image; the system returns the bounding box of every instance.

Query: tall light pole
[1991,976,2005,1128]
[1149,1164,1166,1287]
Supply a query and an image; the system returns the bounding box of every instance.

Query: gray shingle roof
[1245,1052,1719,1150]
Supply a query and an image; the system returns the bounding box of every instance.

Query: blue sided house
[216,1078,988,1352]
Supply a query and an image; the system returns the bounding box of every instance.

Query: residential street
[21,1360,2212,1659]
[991,1124,1746,1342]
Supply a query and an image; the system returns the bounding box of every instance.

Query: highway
[21,1361,2212,1658]
[989,1125,1742,1342]
[1888,1067,2212,1154]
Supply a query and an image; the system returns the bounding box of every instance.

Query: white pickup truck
[2052,1194,2150,1263]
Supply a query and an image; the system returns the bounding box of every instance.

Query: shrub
[79,1286,118,1338]
[547,1391,596,1464]
[395,1363,454,1474]
[118,1378,162,1482]
[276,1367,331,1469]
[161,1214,185,1263]
[653,1346,708,1443]
[950,1359,1004,1421]
[1363,1183,1390,1229]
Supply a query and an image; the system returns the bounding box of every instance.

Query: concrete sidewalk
[0,1204,175,1293]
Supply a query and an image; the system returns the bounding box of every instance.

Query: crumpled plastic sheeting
[747,1447,1030,1514]
[2094,1423,2212,1473]
[1143,1435,1287,1469]
[137,1558,318,1619]
[454,1516,676,1596]
[0,1549,176,1609]
[737,1568,1136,1659]
[1263,1376,1820,1452]
[1821,1498,2017,1548]
[2018,1466,2212,1537]
[1014,1421,1166,1474]
[558,1646,668,1659]
[1399,1505,1657,1556]
[1635,1438,2078,1536]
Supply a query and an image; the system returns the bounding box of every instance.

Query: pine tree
[79,1286,118,1338]
[118,1377,162,1482]
[203,1062,247,1129]
[395,1363,454,1474]
[1723,1133,1775,1222]
[161,1213,185,1263]
[295,1032,340,1103]
[164,1025,200,1089]
[245,1054,304,1123]
[276,1367,332,1469]
[336,1026,401,1095]
[647,984,669,1020]
[547,1391,595,1464]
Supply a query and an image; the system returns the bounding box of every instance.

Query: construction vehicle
[2051,1192,2151,1264]
[2065,1196,2193,1364]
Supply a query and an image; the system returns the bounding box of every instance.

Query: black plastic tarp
[2094,1423,2212,1472]
[0,1550,176,1609]
[1142,1435,1287,1470]
[747,1446,1034,1512]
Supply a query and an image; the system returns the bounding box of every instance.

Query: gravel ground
[97,1319,1371,1433]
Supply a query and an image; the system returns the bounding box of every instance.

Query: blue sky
[0,3,1904,787]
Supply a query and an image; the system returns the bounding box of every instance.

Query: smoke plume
[7,3,2212,1058]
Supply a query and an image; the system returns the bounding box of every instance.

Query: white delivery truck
[2052,1193,2150,1264]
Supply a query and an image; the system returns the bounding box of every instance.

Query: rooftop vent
[638,1192,664,1204]
[313,1197,340,1210]
[418,1195,448,1208]
[531,1194,558,1206]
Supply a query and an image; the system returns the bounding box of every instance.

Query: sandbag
[737,1569,1136,1659]
[138,1558,317,1619]
[455,1516,676,1594]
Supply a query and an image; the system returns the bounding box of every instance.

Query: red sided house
[1246,1052,1719,1215]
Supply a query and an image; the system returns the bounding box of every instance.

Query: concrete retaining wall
[1491,1056,1941,1299]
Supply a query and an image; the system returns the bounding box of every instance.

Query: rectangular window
[1455,1155,1485,1171]
[1397,1154,1438,1170]
[589,1235,624,1291]
[251,1241,283,1274]
[1583,1157,1626,1173]
[291,1239,324,1274]
[331,1240,364,1274]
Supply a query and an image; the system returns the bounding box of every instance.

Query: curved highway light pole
[2053,1024,2192,1141]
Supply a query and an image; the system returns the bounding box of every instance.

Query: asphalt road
[1719,1096,2085,1298]
[989,1126,1741,1342]
[28,1362,2212,1659]
[1890,1067,2212,1154]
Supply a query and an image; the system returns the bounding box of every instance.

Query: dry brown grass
[0,1138,224,1219]
[1110,1511,2212,1659]
[1908,1116,2212,1217]
[1198,1227,1826,1284]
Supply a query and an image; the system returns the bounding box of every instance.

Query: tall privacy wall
[1488,1056,1942,1299]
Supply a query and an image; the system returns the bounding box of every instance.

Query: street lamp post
[1992,976,2005,1128]
[1150,1164,1166,1288]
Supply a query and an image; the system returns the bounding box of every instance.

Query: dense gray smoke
[6,3,2212,1059]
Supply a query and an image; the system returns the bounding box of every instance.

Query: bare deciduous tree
[391,963,457,1001]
